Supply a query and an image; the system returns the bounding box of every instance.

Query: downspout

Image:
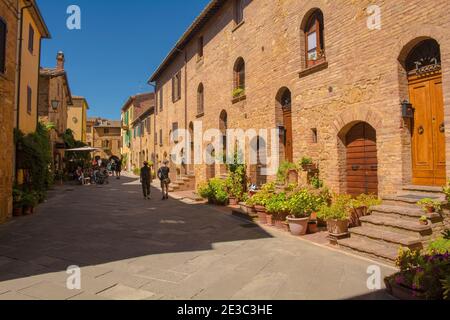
[35,37,41,130]
[14,1,33,182]
[15,1,32,130]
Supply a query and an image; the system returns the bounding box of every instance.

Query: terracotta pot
[266,213,274,226]
[385,278,425,301]
[23,206,33,216]
[310,212,318,221]
[254,205,266,213]
[257,211,267,224]
[327,219,349,235]
[274,212,289,229]
[229,197,238,206]
[308,222,319,234]
[287,216,310,236]
[13,207,23,217]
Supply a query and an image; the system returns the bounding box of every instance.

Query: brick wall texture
[145,0,450,196]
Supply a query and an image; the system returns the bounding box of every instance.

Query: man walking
[140,161,152,200]
[157,160,171,200]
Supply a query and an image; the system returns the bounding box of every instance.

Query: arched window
[304,9,325,68]
[233,58,245,97]
[197,83,204,115]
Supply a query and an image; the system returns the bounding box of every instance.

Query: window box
[298,61,328,78]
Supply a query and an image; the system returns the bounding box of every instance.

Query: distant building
[87,118,121,160]
[68,96,89,143]
[39,52,73,172]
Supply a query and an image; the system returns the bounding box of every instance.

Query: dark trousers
[142,180,151,198]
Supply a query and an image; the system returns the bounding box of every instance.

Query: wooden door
[283,110,293,163]
[410,73,446,186]
[346,123,378,196]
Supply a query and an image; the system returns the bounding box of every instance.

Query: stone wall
[150,0,450,195]
[0,0,18,223]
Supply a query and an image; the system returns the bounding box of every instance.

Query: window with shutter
[28,24,34,54]
[304,10,325,68]
[172,122,179,142]
[159,87,164,111]
[0,18,6,74]
[159,129,163,146]
[27,86,32,114]
[198,36,204,59]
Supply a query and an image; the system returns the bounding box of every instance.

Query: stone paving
[0,177,396,300]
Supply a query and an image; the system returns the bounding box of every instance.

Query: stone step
[402,185,444,194]
[338,237,399,262]
[370,204,440,221]
[350,226,423,249]
[360,215,432,237]
[383,193,445,208]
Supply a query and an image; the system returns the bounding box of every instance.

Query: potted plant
[299,157,315,172]
[318,195,351,236]
[417,198,442,213]
[286,189,312,236]
[266,193,288,228]
[419,215,428,226]
[12,188,23,217]
[21,192,37,216]
[443,181,450,202]
[276,162,298,185]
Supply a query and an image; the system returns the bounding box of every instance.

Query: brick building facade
[147,0,450,197]
[0,0,18,223]
[86,117,121,160]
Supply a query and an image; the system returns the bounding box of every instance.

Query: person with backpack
[157,160,171,200]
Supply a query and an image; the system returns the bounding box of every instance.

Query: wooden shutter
[27,86,32,113]
[0,19,6,73]
[28,24,34,53]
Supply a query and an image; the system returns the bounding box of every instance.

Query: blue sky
[38,0,210,120]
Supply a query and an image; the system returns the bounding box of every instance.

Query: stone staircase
[337,185,447,264]
[169,174,196,192]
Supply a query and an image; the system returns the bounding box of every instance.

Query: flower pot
[310,212,318,221]
[274,212,289,229]
[287,216,310,236]
[229,197,238,206]
[426,206,435,213]
[327,219,349,235]
[254,205,266,213]
[257,211,267,224]
[266,213,274,226]
[23,206,33,216]
[385,277,425,301]
[13,207,23,217]
[308,221,318,234]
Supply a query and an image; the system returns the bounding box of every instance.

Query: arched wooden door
[346,122,378,196]
[406,39,446,186]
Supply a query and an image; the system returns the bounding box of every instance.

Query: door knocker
[440,122,445,133]
[418,126,424,135]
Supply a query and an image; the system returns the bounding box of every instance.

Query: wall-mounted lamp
[51,99,60,111]
[401,100,414,119]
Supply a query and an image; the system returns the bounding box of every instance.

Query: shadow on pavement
[0,176,273,283]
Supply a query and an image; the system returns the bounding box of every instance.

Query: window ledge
[232,20,245,33]
[196,112,205,118]
[232,94,247,104]
[298,61,328,78]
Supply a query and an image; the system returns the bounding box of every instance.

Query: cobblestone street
[0,177,396,300]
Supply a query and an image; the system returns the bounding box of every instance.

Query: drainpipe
[35,37,41,130]
[14,1,33,182]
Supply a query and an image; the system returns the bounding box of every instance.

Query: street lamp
[51,99,60,111]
